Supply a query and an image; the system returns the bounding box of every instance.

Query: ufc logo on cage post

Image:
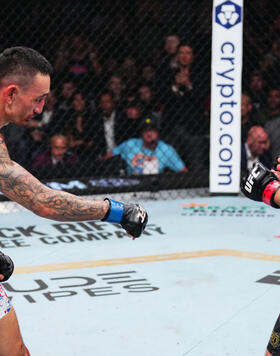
[210,0,243,193]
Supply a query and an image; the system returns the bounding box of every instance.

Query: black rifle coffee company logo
[3,270,159,304]
[0,221,165,249]
[181,202,275,218]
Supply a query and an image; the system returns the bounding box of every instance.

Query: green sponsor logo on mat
[181,202,274,218]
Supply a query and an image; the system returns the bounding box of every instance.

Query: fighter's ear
[3,85,18,104]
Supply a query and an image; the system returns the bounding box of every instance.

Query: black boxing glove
[0,252,14,282]
[241,161,280,208]
[102,198,148,238]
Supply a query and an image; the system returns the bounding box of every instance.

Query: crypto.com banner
[210,0,243,193]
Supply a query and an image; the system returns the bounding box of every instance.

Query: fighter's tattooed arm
[0,134,109,221]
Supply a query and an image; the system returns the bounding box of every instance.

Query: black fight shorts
[267,314,280,355]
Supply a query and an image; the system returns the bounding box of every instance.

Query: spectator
[161,42,207,137]
[164,34,180,66]
[159,41,194,99]
[105,115,187,175]
[140,64,156,87]
[245,71,267,111]
[106,74,126,110]
[63,90,96,163]
[172,52,192,92]
[56,78,76,111]
[261,38,280,88]
[241,125,272,178]
[256,88,280,126]
[91,91,124,159]
[119,98,143,142]
[31,134,80,179]
[159,42,209,170]
[138,83,162,118]
[53,34,102,91]
[3,124,45,169]
[269,14,280,39]
[54,34,91,75]
[44,81,78,138]
[117,56,138,94]
[157,33,180,75]
[241,93,259,142]
[103,58,119,83]
[264,91,280,158]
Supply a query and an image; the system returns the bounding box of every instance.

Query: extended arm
[0,135,147,236]
[0,161,109,221]
[0,135,109,220]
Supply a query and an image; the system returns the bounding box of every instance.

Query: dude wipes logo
[215,0,242,29]
[181,202,275,218]
[3,270,159,304]
[256,271,280,286]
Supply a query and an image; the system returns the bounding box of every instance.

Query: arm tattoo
[0,134,109,221]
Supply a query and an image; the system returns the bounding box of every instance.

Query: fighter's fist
[0,252,14,282]
[121,203,148,238]
[241,161,280,208]
[102,198,148,238]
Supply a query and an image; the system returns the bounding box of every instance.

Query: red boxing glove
[262,180,280,207]
[241,162,280,208]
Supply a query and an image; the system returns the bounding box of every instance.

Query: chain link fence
[0,1,278,208]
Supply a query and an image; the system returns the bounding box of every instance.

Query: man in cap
[105,114,188,175]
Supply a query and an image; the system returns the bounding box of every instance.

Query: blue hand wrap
[103,199,124,223]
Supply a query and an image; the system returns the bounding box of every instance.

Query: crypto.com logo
[215,1,242,29]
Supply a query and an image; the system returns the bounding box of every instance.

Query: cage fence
[0,1,279,210]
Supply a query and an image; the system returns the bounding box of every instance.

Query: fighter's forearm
[35,191,110,222]
[0,160,109,221]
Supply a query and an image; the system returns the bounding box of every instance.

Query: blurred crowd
[1,0,280,181]
[2,32,209,179]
